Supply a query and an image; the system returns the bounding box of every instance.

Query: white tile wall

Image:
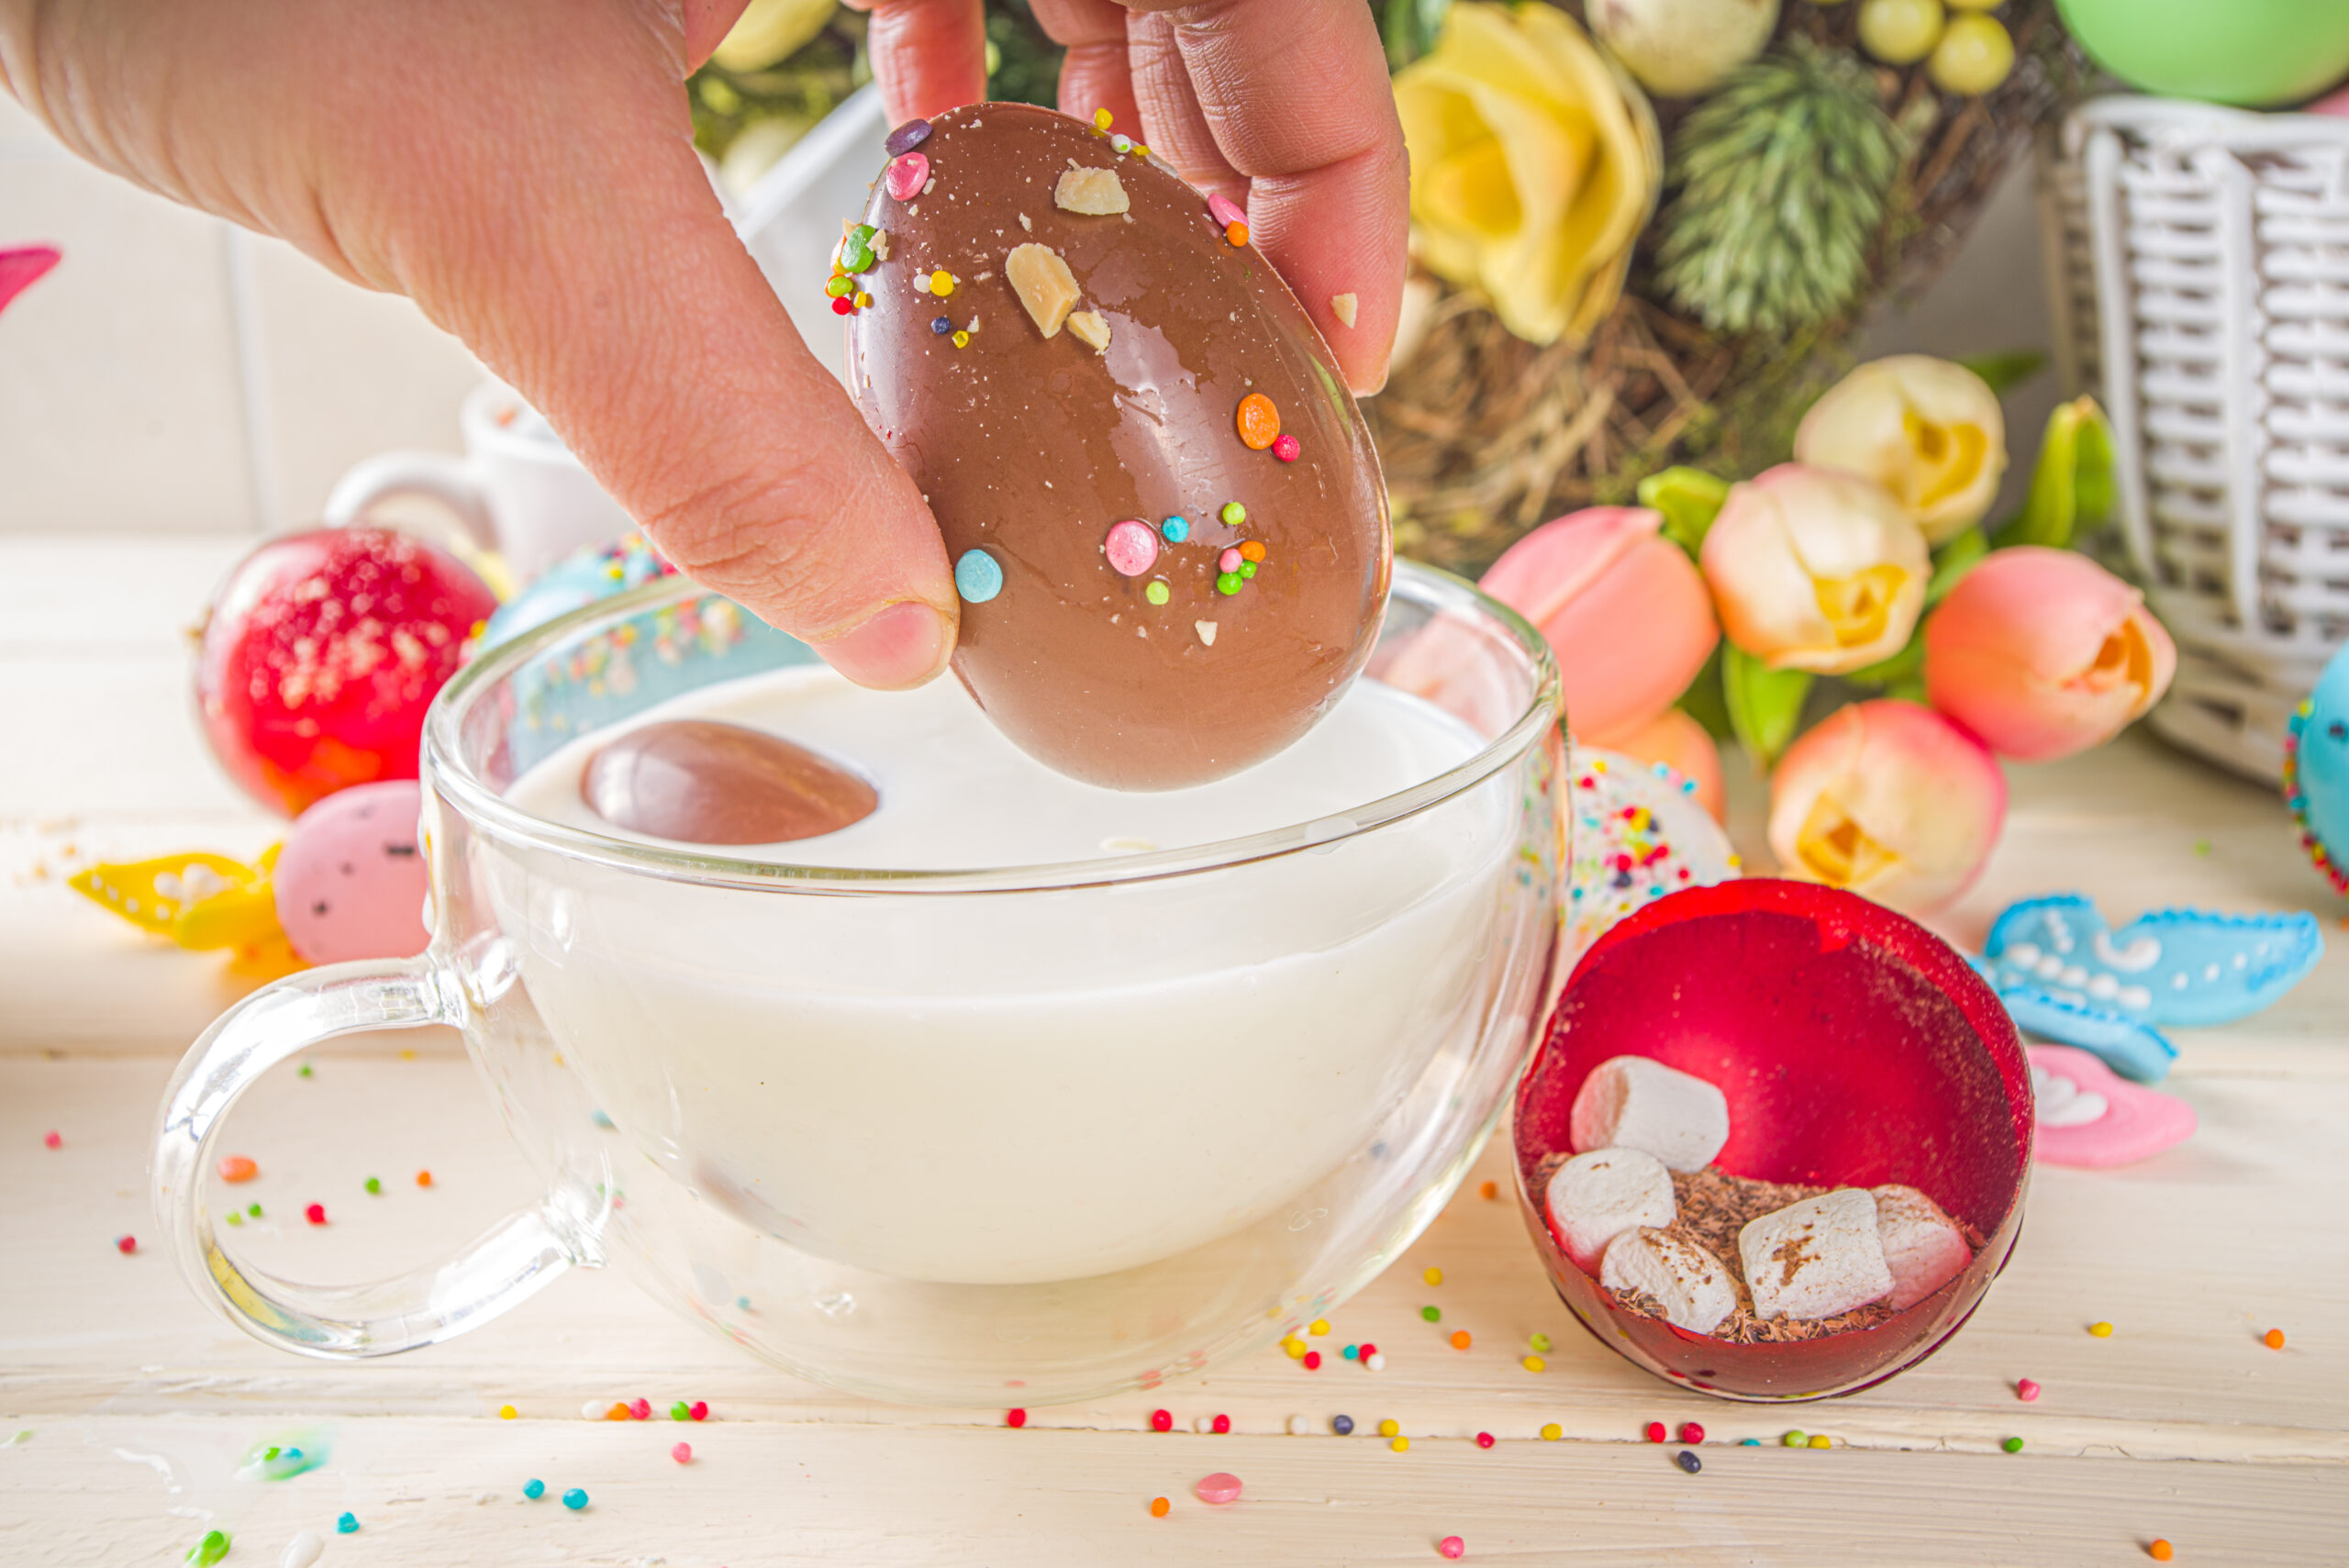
[1,97,478,537]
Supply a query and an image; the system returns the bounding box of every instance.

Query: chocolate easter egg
[843,104,1391,790]
[582,719,878,844]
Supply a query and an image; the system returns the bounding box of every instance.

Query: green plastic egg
[2054,0,2349,107]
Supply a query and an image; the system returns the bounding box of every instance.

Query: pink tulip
[1924,548,2177,761]
[1768,699,2006,914]
[1481,506,1719,745]
[1607,706,1726,824]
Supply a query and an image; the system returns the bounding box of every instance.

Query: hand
[853,0,1408,395]
[0,0,1405,691]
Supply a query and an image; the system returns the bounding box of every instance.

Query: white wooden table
[4,535,2345,1566]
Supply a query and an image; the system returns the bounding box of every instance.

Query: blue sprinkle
[336,1512,359,1534]
[1161,515,1189,543]
[562,1487,589,1511]
[523,1479,546,1499]
[1741,1439,1761,1447]
[590,1109,614,1129]
[954,550,1003,605]
[736,1296,752,1311]
[1341,1344,1359,1361]
[1331,1414,1354,1435]
[930,316,952,335]
[284,1449,302,1462]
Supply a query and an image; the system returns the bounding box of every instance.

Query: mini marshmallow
[1544,1148,1676,1272]
[1569,1055,1731,1172]
[1872,1184,1972,1309]
[1738,1188,1893,1322]
[1600,1227,1738,1336]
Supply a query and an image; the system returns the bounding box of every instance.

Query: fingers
[1027,0,1141,144]
[1121,9,1243,203]
[845,0,987,124]
[1139,0,1408,393]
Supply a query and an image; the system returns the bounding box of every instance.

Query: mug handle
[321,450,499,555]
[152,957,596,1358]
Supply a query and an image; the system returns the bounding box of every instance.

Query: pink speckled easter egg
[273,780,429,963]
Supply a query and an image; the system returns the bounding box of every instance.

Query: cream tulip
[1795,355,2008,544]
[1768,699,2007,914]
[1698,464,1930,675]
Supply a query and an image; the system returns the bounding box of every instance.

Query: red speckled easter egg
[196,528,496,816]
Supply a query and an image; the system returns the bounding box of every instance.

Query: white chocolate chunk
[1330,292,1359,328]
[1872,1184,1971,1309]
[1054,166,1130,216]
[1066,309,1111,353]
[1007,243,1080,339]
[1569,1055,1730,1173]
[1195,620,1217,647]
[1544,1147,1675,1273]
[1601,1227,1737,1336]
[1738,1189,1892,1322]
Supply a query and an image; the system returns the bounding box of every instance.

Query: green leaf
[1638,466,1732,557]
[1926,527,1989,606]
[1842,633,1925,688]
[1996,396,2115,551]
[1721,645,1814,770]
[1954,350,2047,398]
[1675,644,1734,740]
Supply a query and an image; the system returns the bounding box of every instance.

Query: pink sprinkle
[44,1130,61,1149]
[1219,547,1243,573]
[1303,1351,1321,1371]
[2017,1378,2041,1402]
[115,1235,136,1254]
[1475,1432,1495,1449]
[1193,1472,1242,1506]
[690,1401,708,1421]
[305,1203,326,1225]
[1207,194,1247,231]
[1210,1414,1230,1434]
[1104,519,1161,577]
[1439,1536,1466,1560]
[629,1398,651,1421]
[1006,1408,1027,1429]
[671,1441,692,1463]
[885,151,930,201]
[1272,433,1300,462]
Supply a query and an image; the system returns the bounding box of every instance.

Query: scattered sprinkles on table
[1439,1536,1466,1560]
[1149,1496,1171,1518]
[2017,1377,2041,1401]
[217,1154,257,1182]
[2091,1321,2115,1338]
[562,1487,589,1510]
[1564,751,1740,962]
[335,1512,359,1534]
[1675,1450,1702,1473]
[1194,1472,1243,1505]
[522,1479,545,1500]
[2264,1329,2286,1350]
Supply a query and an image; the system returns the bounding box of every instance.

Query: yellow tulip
[1395,3,1663,346]
[1698,464,1931,674]
[712,0,838,73]
[1794,355,2008,544]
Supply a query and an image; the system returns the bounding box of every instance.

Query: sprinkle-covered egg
[272,780,430,963]
[843,104,1392,790]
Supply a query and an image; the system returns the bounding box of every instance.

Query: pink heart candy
[1207,194,1247,231]
[2029,1044,2197,1168]
[885,150,930,202]
[1193,1472,1242,1506]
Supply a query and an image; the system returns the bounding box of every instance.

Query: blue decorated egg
[478,531,678,651]
[2285,644,2349,895]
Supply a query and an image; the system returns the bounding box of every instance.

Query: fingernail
[816,600,953,690]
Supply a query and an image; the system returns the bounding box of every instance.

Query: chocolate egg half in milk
[843,104,1392,790]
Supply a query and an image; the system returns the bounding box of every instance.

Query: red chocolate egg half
[844,104,1391,790]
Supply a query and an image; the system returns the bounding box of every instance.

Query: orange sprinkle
[1149,1496,1170,1518]
[217,1155,258,1184]
[1479,1180,1498,1200]
[1239,539,1267,563]
[1450,1330,1472,1351]
[1225,220,1250,247]
[2263,1329,2286,1350]
[1235,394,1280,450]
[416,1170,433,1188]
[2147,1541,2174,1562]
[607,1402,631,1421]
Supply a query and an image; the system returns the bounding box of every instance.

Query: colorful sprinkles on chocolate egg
[955,550,1003,605]
[1237,394,1280,450]
[1105,520,1161,577]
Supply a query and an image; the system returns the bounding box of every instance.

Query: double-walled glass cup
[154,563,1564,1405]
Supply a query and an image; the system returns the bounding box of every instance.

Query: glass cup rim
[422,560,1560,895]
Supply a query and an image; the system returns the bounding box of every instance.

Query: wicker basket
[2041,97,2349,784]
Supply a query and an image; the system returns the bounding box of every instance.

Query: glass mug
[153,563,1564,1406]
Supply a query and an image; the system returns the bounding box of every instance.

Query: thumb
[397,21,958,687]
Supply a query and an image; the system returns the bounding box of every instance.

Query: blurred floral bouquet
[1481,355,2176,914]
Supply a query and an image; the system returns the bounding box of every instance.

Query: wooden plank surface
[3,535,2345,1564]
